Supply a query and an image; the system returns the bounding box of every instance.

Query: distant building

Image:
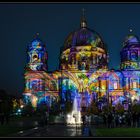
[23,12,140,112]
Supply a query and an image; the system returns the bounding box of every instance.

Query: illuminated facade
[23,14,140,111]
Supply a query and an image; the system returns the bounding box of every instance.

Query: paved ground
[12,124,94,137]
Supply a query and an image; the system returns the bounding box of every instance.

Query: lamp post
[106,77,109,114]
[129,98,132,113]
[128,93,131,113]
[110,95,112,106]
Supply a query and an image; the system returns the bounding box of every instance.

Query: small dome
[123,34,140,47]
[31,38,43,46]
[28,36,45,51]
[63,27,105,51]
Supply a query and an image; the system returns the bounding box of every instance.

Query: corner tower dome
[123,30,140,47]
[26,33,48,71]
[120,30,140,70]
[123,35,140,46]
[28,33,45,51]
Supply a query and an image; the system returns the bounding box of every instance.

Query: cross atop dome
[80,8,87,28]
[34,32,40,39]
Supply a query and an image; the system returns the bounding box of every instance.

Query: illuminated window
[124,78,129,89]
[131,51,138,61]
[49,80,57,91]
[132,80,137,89]
[52,81,57,90]
[62,79,69,91]
[101,80,106,90]
[114,81,118,89]
[31,79,44,91]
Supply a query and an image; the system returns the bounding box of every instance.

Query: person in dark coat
[45,112,49,125]
[136,112,139,128]
[107,112,113,128]
[5,113,9,124]
[0,113,4,125]
[126,112,131,127]
[132,112,137,127]
[82,115,86,125]
[103,114,107,127]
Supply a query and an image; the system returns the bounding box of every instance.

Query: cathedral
[23,12,140,112]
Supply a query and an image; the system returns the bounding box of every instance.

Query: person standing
[103,114,107,127]
[107,112,113,128]
[44,111,49,125]
[0,113,4,125]
[85,115,89,125]
[119,115,122,127]
[82,115,86,125]
[115,114,119,127]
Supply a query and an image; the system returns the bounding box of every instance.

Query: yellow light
[102,86,106,90]
[20,105,24,108]
[32,95,38,108]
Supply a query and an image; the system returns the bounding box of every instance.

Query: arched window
[131,51,138,61]
[131,79,138,89]
[113,80,118,90]
[31,79,40,91]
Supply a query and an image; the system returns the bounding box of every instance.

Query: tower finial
[80,8,87,28]
[34,32,39,39]
[82,8,85,19]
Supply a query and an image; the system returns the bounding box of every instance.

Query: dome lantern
[80,8,87,28]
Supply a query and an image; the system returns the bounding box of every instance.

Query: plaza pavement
[10,124,95,137]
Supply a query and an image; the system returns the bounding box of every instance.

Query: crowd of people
[102,111,140,128]
[80,111,140,128]
[39,111,49,126]
[81,114,91,125]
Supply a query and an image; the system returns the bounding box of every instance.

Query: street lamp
[128,97,132,113]
[106,89,109,114]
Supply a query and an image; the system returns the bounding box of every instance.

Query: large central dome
[63,16,105,51]
[60,12,108,71]
[63,28,105,50]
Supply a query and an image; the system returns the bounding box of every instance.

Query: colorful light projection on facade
[23,13,140,111]
[60,16,108,72]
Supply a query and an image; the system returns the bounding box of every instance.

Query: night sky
[0,3,140,97]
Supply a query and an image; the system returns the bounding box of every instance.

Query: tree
[36,103,49,115]
[115,103,124,115]
[87,101,99,115]
[12,98,20,114]
[132,103,140,114]
[102,103,113,114]
[22,102,34,116]
[65,101,72,114]
[0,89,13,124]
[0,90,13,113]
[50,100,61,115]
[0,89,8,101]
